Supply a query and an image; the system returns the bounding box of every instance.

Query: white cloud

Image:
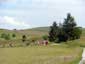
[0,16,30,29]
[0,0,84,28]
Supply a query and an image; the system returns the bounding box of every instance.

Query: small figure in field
[43,40,48,45]
[37,40,48,46]
[45,40,48,45]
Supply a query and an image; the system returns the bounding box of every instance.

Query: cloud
[0,0,84,29]
[0,16,30,29]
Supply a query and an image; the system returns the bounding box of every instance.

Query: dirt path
[79,48,85,64]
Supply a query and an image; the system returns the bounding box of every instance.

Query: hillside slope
[0,27,84,39]
[0,27,49,40]
[0,27,85,47]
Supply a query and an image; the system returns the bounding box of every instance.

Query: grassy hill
[0,27,85,39]
[0,27,49,41]
[28,27,50,32]
[0,27,49,47]
[0,27,85,46]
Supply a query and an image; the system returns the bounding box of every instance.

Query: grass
[0,27,84,64]
[0,46,82,64]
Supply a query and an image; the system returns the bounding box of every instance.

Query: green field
[0,46,82,64]
[0,27,84,64]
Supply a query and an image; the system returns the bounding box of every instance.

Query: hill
[0,27,85,38]
[28,27,50,32]
[0,27,50,41]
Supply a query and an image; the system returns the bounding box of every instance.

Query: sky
[0,0,84,29]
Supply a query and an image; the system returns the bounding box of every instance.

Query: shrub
[42,35,48,40]
[22,35,26,42]
[12,33,16,38]
[1,33,10,40]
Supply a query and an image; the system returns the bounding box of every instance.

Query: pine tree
[63,13,77,40]
[49,21,59,42]
[57,23,68,42]
[49,13,82,43]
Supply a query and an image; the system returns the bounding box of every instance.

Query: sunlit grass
[0,46,82,64]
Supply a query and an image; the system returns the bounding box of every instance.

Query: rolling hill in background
[28,27,50,32]
[0,27,50,40]
[0,27,85,37]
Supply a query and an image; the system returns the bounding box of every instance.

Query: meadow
[0,45,82,64]
[0,27,84,64]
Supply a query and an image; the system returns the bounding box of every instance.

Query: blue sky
[0,0,84,29]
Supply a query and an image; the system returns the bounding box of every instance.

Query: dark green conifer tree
[49,21,59,42]
[63,13,77,40]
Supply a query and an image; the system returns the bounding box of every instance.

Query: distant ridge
[28,27,50,32]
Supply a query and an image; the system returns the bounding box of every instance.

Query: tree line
[49,13,82,43]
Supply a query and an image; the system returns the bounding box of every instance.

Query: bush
[73,27,82,39]
[5,34,10,40]
[42,35,48,40]
[1,33,6,38]
[12,34,16,38]
[22,35,26,42]
[1,33,10,40]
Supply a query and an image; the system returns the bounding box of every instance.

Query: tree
[49,21,59,42]
[22,35,26,42]
[48,13,82,43]
[63,13,77,40]
[57,27,68,43]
